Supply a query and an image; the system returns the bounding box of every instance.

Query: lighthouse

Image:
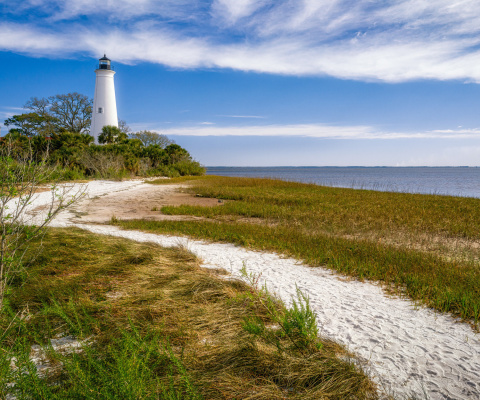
[90,55,118,143]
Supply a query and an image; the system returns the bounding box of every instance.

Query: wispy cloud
[156,124,480,139]
[5,0,203,22]
[218,115,266,119]
[0,106,29,135]
[0,106,26,119]
[3,1,480,82]
[1,106,26,112]
[211,0,270,25]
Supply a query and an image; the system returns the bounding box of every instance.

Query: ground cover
[116,176,480,326]
[0,228,378,399]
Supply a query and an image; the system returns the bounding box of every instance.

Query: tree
[118,120,132,136]
[164,143,190,164]
[24,97,50,117]
[48,93,93,133]
[23,96,58,136]
[0,140,84,309]
[4,113,57,137]
[49,132,94,168]
[23,92,93,134]
[129,130,173,148]
[98,125,127,144]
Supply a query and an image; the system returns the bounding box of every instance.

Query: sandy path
[24,180,480,399]
[62,180,221,224]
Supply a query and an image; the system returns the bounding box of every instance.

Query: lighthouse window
[98,107,103,114]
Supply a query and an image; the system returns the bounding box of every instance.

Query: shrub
[173,160,206,176]
[1,130,204,180]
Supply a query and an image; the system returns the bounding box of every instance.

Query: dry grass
[1,228,379,399]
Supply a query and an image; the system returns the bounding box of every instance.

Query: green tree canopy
[165,143,190,164]
[98,125,128,144]
[4,113,58,137]
[129,130,173,148]
[1,94,205,179]
[5,92,94,137]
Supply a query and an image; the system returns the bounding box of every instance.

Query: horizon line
[205,165,478,168]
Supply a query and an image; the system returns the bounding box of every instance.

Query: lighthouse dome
[98,54,112,70]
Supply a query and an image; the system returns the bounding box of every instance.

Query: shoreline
[206,166,480,199]
[24,179,480,399]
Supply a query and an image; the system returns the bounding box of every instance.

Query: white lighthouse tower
[90,55,118,143]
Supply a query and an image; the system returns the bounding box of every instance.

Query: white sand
[22,180,480,399]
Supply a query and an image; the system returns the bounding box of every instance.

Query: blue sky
[1,0,480,166]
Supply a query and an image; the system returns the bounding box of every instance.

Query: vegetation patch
[0,228,378,399]
[1,92,205,181]
[115,176,480,327]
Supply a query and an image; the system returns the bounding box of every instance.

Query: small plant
[239,263,263,293]
[241,316,265,336]
[240,266,322,353]
[282,286,321,350]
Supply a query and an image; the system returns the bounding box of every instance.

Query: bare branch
[0,139,85,309]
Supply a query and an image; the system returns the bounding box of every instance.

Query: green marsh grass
[115,176,480,326]
[0,228,378,399]
[163,176,480,240]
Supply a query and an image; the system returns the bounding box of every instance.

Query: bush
[1,130,205,180]
[172,160,206,176]
[50,166,86,181]
[148,165,181,178]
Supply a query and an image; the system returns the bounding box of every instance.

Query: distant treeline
[1,92,205,179]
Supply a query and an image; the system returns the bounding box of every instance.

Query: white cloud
[155,124,480,139]
[431,128,480,135]
[12,0,202,21]
[211,0,270,24]
[159,123,375,138]
[3,22,480,83]
[3,1,480,82]
[0,106,26,119]
[0,23,77,55]
[218,115,265,118]
[0,106,29,136]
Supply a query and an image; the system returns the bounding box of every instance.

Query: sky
[1,0,480,166]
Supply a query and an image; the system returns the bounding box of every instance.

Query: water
[206,167,480,198]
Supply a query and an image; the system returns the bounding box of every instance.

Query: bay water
[206,167,480,198]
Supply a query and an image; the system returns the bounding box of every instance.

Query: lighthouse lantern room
[90,54,118,143]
